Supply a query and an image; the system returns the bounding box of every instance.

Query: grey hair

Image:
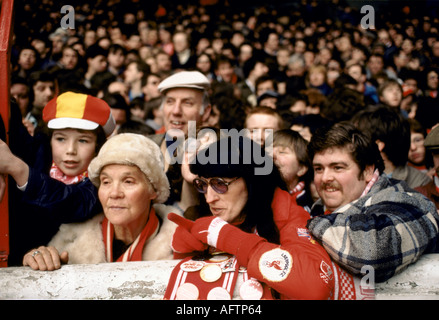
[200,90,210,115]
[288,53,306,68]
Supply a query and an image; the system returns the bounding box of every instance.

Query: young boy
[272,129,315,212]
[0,91,115,265]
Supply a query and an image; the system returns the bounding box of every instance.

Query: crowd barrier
[0,254,438,300]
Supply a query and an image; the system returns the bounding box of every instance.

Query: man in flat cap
[148,71,212,213]
[416,125,439,210]
[149,71,211,169]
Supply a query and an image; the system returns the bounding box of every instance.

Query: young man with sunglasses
[166,136,337,300]
[166,136,376,300]
[307,122,439,283]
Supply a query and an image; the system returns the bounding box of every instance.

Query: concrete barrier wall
[1,254,438,300]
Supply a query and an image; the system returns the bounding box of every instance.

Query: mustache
[320,182,341,190]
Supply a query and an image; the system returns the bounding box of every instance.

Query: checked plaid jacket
[308,174,439,282]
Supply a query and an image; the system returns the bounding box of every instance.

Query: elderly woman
[165,135,342,300]
[23,133,176,270]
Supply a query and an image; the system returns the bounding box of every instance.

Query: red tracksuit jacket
[243,187,334,299]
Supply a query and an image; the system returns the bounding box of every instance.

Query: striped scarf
[435,175,439,194]
[289,181,305,195]
[102,208,159,262]
[49,162,88,185]
[360,169,380,197]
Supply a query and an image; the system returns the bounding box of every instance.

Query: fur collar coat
[48,204,178,264]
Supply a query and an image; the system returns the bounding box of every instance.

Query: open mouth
[321,184,340,193]
[170,120,185,127]
[63,161,79,168]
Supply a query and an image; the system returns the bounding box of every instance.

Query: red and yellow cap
[43,92,116,137]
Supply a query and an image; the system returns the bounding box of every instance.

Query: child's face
[408,132,426,165]
[380,85,402,107]
[215,62,234,83]
[273,146,306,188]
[309,70,325,87]
[51,129,97,177]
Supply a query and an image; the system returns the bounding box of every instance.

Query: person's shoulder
[371,175,437,211]
[405,165,432,186]
[272,188,310,228]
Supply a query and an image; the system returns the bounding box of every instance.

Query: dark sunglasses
[193,177,241,194]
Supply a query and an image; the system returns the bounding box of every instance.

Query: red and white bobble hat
[43,91,116,137]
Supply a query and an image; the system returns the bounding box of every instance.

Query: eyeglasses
[193,177,241,194]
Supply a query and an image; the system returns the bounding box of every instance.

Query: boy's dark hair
[242,55,266,79]
[28,70,56,89]
[28,71,56,106]
[255,74,278,93]
[273,129,310,170]
[102,93,131,120]
[352,105,410,167]
[320,87,365,123]
[214,54,235,69]
[85,44,108,60]
[48,126,107,156]
[273,129,312,183]
[108,43,127,55]
[377,78,403,98]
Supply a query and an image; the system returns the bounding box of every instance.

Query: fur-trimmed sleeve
[48,214,107,265]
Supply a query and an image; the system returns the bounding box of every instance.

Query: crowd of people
[1,0,439,300]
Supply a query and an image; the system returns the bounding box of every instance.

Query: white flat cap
[158,71,210,93]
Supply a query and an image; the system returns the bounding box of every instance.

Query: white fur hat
[88,133,170,203]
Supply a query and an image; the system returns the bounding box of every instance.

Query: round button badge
[176,282,199,300]
[208,254,229,263]
[207,287,231,300]
[239,279,263,300]
[180,260,205,272]
[200,264,223,283]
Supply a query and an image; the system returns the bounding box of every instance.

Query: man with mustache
[307,122,439,283]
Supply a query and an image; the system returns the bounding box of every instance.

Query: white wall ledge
[1,254,438,300]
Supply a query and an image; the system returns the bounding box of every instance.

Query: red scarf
[49,162,88,185]
[102,208,159,262]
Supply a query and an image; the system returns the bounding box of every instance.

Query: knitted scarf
[102,208,159,262]
[49,162,88,185]
[289,181,305,195]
